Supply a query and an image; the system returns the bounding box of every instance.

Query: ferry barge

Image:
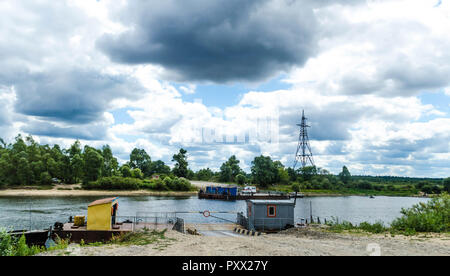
[198,185,303,201]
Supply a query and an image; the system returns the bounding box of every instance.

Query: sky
[0,0,449,177]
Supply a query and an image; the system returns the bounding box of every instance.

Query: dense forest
[0,134,449,195]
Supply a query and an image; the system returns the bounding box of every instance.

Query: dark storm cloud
[279,105,363,142]
[13,69,144,124]
[21,121,108,141]
[97,0,364,83]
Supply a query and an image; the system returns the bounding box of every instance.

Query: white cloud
[0,0,449,177]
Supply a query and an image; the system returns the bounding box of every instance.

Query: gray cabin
[246,199,295,231]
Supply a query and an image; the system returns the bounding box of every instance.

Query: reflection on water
[0,195,429,230]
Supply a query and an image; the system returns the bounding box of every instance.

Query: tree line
[1,134,449,195]
[0,135,185,187]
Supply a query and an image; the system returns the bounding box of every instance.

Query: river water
[0,195,430,230]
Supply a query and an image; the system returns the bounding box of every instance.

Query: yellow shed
[87,197,119,231]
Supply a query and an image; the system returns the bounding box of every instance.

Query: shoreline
[0,181,431,198]
[0,188,429,198]
[0,188,197,197]
[38,228,450,256]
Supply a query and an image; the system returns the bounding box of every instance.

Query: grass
[324,218,387,234]
[0,229,69,256]
[109,228,170,246]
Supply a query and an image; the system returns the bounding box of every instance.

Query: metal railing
[114,214,178,232]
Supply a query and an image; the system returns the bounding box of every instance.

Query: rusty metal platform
[52,222,174,243]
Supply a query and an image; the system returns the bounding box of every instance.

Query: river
[0,195,430,230]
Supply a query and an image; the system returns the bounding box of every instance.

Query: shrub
[163,177,174,190]
[154,179,168,191]
[358,221,386,233]
[175,178,193,191]
[0,230,43,256]
[291,182,300,193]
[140,179,155,190]
[391,193,449,233]
[82,177,141,190]
[131,168,144,179]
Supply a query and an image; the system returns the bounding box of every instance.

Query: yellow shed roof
[88,197,118,207]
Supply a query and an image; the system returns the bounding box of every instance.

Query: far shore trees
[251,155,278,187]
[172,148,188,178]
[219,155,243,183]
[0,134,447,196]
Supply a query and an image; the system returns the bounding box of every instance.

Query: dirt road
[40,228,450,256]
[190,181,231,189]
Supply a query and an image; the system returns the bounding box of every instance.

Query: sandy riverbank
[39,227,450,256]
[0,181,222,197]
[0,181,428,198]
[0,184,197,197]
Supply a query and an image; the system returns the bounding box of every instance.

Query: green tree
[196,168,214,181]
[101,145,118,177]
[68,140,82,159]
[339,166,352,185]
[278,167,290,185]
[219,155,243,182]
[299,166,317,182]
[251,155,278,187]
[83,147,104,183]
[150,160,171,175]
[71,154,84,182]
[443,177,450,193]
[292,182,300,192]
[172,148,188,178]
[120,164,132,178]
[17,154,32,185]
[129,148,151,176]
[236,174,246,185]
[219,163,233,182]
[40,171,52,185]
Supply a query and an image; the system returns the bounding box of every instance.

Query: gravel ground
[39,228,450,256]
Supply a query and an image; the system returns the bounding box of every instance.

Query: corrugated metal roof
[88,197,118,207]
[247,199,294,205]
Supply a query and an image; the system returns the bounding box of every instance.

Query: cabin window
[267,205,276,217]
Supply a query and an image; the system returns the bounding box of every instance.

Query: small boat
[8,229,50,246]
[369,195,375,199]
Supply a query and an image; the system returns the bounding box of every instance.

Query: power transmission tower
[293,110,314,169]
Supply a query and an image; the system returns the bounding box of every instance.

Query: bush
[356,181,373,190]
[391,193,449,233]
[140,179,155,190]
[82,176,142,190]
[291,182,300,193]
[131,168,144,179]
[80,176,194,192]
[0,230,43,256]
[326,219,387,234]
[358,221,386,233]
[153,179,168,191]
[163,177,174,190]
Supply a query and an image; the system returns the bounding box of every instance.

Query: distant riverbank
[0,180,431,198]
[0,188,429,198]
[0,185,197,197]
